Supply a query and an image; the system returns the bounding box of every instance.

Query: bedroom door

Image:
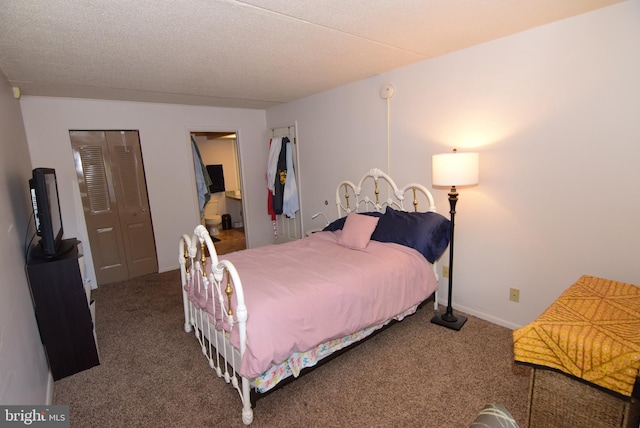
[70,130,158,285]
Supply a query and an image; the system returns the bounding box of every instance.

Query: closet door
[104,131,158,279]
[70,130,158,285]
[272,127,302,243]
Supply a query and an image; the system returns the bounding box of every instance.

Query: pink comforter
[199,230,437,378]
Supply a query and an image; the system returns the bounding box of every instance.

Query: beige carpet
[53,270,531,427]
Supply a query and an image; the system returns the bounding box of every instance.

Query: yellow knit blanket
[513,275,640,397]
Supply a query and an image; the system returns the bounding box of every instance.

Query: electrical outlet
[443,266,449,278]
[509,288,520,303]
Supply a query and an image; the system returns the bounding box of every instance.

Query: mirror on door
[190,131,246,255]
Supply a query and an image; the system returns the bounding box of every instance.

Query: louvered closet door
[70,130,157,285]
[104,131,158,278]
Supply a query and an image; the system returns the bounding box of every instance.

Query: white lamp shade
[432,151,479,187]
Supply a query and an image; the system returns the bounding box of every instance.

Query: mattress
[186,230,438,381]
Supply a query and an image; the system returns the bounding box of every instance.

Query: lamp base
[431,312,467,331]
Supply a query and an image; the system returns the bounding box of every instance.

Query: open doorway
[191,131,246,254]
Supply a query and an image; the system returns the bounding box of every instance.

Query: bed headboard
[335,168,436,217]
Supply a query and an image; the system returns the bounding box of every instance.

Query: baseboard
[435,299,521,330]
[159,265,180,273]
[46,372,54,404]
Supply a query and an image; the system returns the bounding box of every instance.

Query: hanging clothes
[266,135,298,238]
[272,136,288,215]
[191,136,212,218]
[266,137,281,221]
[266,137,281,195]
[282,138,299,218]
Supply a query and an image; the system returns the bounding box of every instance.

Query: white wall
[267,1,640,328]
[199,138,240,192]
[20,98,268,287]
[0,73,51,404]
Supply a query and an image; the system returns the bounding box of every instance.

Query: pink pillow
[338,213,379,250]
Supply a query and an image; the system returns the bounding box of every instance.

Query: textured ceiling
[0,0,624,109]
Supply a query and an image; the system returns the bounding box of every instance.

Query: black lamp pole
[431,185,467,330]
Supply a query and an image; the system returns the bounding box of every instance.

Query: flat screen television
[29,167,64,258]
[206,164,225,193]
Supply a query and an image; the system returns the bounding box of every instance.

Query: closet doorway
[191,131,246,254]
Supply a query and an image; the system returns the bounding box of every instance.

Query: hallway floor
[212,227,246,255]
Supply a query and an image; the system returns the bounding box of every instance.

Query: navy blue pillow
[322,207,450,263]
[322,211,384,232]
[371,207,451,263]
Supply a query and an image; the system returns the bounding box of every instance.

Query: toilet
[203,199,222,236]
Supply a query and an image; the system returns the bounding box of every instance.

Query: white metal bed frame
[179,168,441,425]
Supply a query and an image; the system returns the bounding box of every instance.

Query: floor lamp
[430,149,479,331]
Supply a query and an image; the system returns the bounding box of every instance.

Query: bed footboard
[179,225,253,425]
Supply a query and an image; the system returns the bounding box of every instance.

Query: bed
[179,168,451,425]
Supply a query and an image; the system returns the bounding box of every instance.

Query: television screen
[206,164,225,193]
[30,167,64,258]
